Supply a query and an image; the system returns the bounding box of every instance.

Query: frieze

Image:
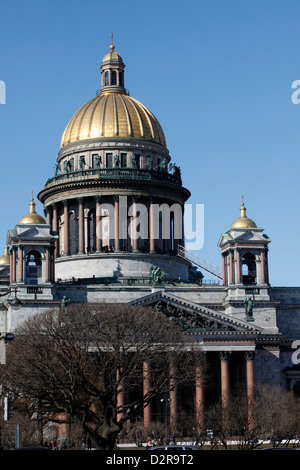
[129,291,262,335]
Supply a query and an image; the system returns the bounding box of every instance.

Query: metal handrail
[177,245,222,279]
[46,167,182,186]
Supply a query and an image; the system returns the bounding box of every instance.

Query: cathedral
[0,41,300,427]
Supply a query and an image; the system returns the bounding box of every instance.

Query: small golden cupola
[18,196,46,225]
[230,197,257,229]
[60,39,166,148]
[0,245,10,265]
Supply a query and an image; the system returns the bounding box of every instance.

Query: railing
[45,167,182,187]
[177,245,223,280]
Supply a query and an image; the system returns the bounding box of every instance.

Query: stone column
[220,351,231,414]
[63,201,69,256]
[246,351,255,429]
[265,248,269,284]
[78,198,84,254]
[95,196,102,253]
[222,254,226,286]
[132,196,139,253]
[260,250,266,284]
[236,248,242,284]
[52,204,58,257]
[114,196,120,252]
[11,247,16,283]
[50,246,55,282]
[18,245,24,283]
[149,199,155,253]
[143,361,151,430]
[195,363,205,431]
[169,361,178,435]
[45,207,51,226]
[45,246,50,283]
[229,250,234,284]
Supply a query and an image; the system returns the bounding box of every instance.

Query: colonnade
[222,247,269,286]
[117,350,255,432]
[10,244,55,284]
[45,196,184,257]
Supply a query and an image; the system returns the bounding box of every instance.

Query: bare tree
[1,303,205,450]
[204,384,300,449]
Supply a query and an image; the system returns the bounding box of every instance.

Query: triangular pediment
[218,229,271,248]
[129,290,262,335]
[14,225,53,241]
[233,230,270,243]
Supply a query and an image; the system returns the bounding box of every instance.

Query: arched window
[26,250,42,284]
[242,253,256,284]
[26,250,41,266]
[111,70,117,85]
[105,71,109,86]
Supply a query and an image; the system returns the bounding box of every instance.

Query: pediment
[14,225,53,240]
[233,230,270,243]
[218,229,271,248]
[129,291,262,335]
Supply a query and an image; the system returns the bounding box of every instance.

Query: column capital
[219,351,231,361]
[245,351,256,361]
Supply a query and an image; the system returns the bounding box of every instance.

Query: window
[26,250,42,285]
[111,70,117,85]
[26,250,41,266]
[105,71,109,86]
[106,153,113,168]
[121,153,127,168]
[79,156,85,170]
[242,253,256,284]
[92,154,101,168]
[135,154,140,169]
[119,71,124,87]
[69,158,74,171]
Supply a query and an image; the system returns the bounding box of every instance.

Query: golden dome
[102,44,124,65]
[61,92,166,148]
[18,197,46,225]
[61,42,166,148]
[0,246,10,265]
[230,199,257,229]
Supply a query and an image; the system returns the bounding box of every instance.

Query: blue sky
[0,0,300,286]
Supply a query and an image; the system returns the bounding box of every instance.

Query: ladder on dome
[177,245,223,280]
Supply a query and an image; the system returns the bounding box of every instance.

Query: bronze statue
[244,297,254,318]
[150,266,165,285]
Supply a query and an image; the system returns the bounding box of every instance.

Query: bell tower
[218,198,271,301]
[6,196,56,298]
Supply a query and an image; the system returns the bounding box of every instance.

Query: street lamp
[160,398,171,443]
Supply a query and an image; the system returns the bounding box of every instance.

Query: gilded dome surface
[0,246,10,265]
[18,197,46,225]
[61,43,166,148]
[61,92,166,148]
[230,200,257,229]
